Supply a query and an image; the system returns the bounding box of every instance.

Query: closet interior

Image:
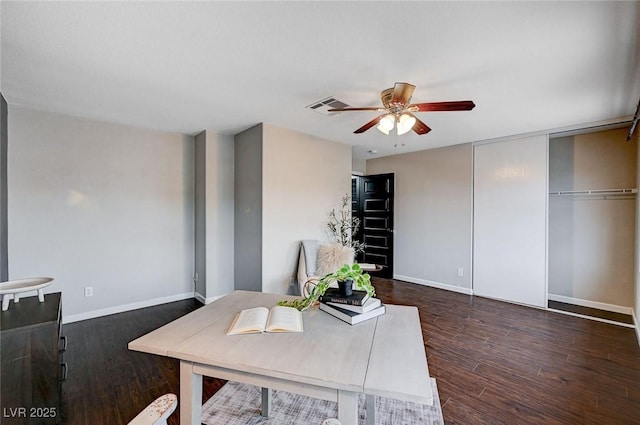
[548,125,636,326]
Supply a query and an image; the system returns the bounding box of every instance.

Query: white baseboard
[194,292,206,304]
[195,292,227,305]
[394,274,473,295]
[548,293,633,315]
[63,292,195,324]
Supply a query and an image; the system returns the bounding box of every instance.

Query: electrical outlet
[457,268,464,277]
[84,287,93,297]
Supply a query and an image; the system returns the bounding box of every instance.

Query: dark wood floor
[548,300,635,325]
[375,278,640,425]
[60,298,224,425]
[59,278,640,424]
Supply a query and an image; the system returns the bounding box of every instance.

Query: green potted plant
[279,263,375,311]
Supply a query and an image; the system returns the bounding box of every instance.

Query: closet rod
[549,188,638,196]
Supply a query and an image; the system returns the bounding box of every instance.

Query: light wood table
[128,290,432,425]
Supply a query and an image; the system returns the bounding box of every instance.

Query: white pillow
[315,243,354,277]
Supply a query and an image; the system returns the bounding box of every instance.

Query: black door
[354,173,394,278]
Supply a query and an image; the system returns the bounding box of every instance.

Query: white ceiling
[2,1,639,159]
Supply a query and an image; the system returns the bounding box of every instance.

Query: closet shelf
[549,188,637,196]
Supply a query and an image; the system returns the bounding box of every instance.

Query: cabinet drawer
[58,335,67,354]
[0,293,62,425]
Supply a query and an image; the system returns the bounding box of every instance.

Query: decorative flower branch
[327,194,365,255]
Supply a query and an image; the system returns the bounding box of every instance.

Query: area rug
[201,378,444,425]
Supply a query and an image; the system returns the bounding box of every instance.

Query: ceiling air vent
[306,97,349,115]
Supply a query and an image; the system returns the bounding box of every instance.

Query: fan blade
[354,115,384,134]
[391,82,416,105]
[410,100,475,112]
[328,107,385,112]
[411,115,432,135]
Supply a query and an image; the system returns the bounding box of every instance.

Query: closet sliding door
[473,135,547,307]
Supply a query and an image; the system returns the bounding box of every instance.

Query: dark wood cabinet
[1,292,64,424]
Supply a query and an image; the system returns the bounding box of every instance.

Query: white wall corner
[196,291,226,305]
[194,291,206,305]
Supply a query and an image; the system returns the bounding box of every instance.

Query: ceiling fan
[328,82,475,136]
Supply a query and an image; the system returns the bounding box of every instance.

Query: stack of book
[318,288,385,325]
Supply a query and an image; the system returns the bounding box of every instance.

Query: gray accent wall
[234,124,263,292]
[1,94,7,281]
[194,131,207,297]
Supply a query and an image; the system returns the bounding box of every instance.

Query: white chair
[297,240,320,296]
[128,394,177,425]
[297,240,354,297]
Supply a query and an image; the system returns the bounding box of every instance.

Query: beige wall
[261,124,352,294]
[549,128,637,308]
[366,143,473,292]
[352,157,366,174]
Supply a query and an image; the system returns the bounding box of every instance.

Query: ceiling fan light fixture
[396,113,416,135]
[377,114,395,135]
[331,82,475,136]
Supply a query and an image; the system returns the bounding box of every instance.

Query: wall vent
[306,97,349,115]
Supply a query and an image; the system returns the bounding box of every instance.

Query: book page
[226,307,270,335]
[265,306,303,333]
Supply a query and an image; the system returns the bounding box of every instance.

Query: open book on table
[226,306,303,335]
